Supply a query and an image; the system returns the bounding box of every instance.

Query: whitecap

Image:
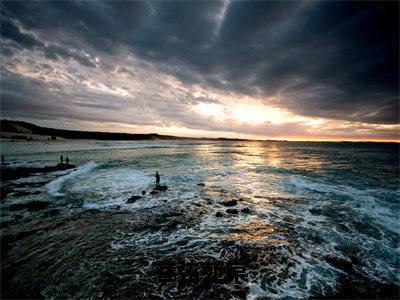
[46,161,102,197]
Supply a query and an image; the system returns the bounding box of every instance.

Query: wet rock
[27,201,50,212]
[0,220,14,228]
[241,207,250,214]
[14,214,23,221]
[9,200,50,212]
[197,183,205,187]
[153,185,168,192]
[6,204,18,213]
[12,190,41,197]
[215,211,223,217]
[126,196,142,203]
[226,208,238,214]
[222,200,237,206]
[142,190,146,195]
[0,164,76,181]
[44,209,61,217]
[114,205,121,210]
[150,190,158,195]
[14,181,50,188]
[324,255,353,272]
[206,198,213,205]
[309,208,323,215]
[0,186,12,201]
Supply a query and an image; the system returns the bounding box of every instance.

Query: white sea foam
[288,176,400,232]
[46,161,101,196]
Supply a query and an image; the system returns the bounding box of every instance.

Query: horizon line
[1,119,399,144]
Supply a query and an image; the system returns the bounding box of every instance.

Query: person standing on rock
[155,171,160,187]
[60,154,63,165]
[66,156,70,165]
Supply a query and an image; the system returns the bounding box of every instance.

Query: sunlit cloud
[0,1,398,141]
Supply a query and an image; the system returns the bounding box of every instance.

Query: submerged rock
[221,200,237,207]
[9,201,50,212]
[226,208,238,214]
[241,207,250,214]
[0,220,14,228]
[44,209,61,217]
[215,211,223,217]
[0,186,12,201]
[126,196,142,203]
[14,214,23,221]
[12,190,41,197]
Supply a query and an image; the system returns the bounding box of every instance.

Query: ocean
[1,140,399,298]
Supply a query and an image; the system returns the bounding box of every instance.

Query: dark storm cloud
[1,0,399,128]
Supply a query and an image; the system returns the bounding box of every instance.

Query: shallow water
[1,140,399,298]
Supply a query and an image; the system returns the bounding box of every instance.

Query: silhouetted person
[1,155,4,165]
[155,171,160,187]
[60,154,64,165]
[66,156,70,165]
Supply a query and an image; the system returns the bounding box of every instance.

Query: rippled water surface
[1,140,399,298]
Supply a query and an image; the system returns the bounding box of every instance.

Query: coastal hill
[0,120,249,141]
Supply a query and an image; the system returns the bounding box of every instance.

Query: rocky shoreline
[1,207,398,299]
[0,163,76,182]
[0,166,398,299]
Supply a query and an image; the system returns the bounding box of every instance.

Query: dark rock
[324,255,353,272]
[0,220,14,228]
[215,212,223,217]
[150,190,158,195]
[241,207,250,214]
[0,164,76,181]
[14,214,23,221]
[142,190,146,195]
[114,205,121,210]
[27,201,50,212]
[222,200,237,206]
[0,186,12,201]
[9,203,26,211]
[9,200,50,212]
[226,208,238,214]
[154,185,168,191]
[197,183,205,187]
[44,209,61,217]
[206,199,213,205]
[12,190,41,197]
[14,181,50,188]
[126,196,142,203]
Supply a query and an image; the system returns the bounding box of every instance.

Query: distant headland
[0,120,252,142]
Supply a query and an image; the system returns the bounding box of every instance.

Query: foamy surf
[46,161,102,196]
[2,139,398,299]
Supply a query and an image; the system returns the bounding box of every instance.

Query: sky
[0,0,399,141]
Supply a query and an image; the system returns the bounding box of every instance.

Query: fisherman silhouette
[66,156,70,166]
[60,154,64,165]
[155,171,160,187]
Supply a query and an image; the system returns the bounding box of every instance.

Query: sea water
[1,140,399,298]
